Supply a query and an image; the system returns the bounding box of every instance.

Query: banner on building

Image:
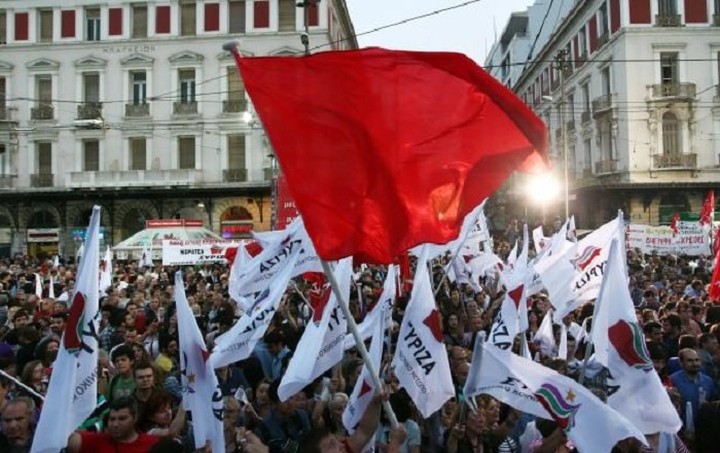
[162,239,243,266]
[625,221,710,256]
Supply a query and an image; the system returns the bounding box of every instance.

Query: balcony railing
[31,173,53,187]
[0,175,17,189]
[66,169,202,188]
[652,153,697,169]
[223,168,248,182]
[655,14,681,27]
[77,102,102,119]
[223,100,247,113]
[125,103,150,117]
[592,94,613,114]
[595,159,617,174]
[651,83,696,100]
[173,101,198,115]
[31,103,54,120]
[581,110,591,124]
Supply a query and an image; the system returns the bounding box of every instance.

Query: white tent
[112,219,222,260]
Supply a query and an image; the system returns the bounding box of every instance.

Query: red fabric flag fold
[233,47,548,263]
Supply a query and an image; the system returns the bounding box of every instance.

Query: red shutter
[685,0,707,23]
[588,17,598,53]
[629,0,651,24]
[109,8,123,36]
[574,35,581,68]
[205,3,220,31]
[254,1,270,28]
[610,0,621,32]
[156,5,171,34]
[61,10,76,38]
[307,2,319,27]
[14,12,28,41]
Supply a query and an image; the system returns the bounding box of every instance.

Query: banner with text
[625,221,710,256]
[162,240,244,266]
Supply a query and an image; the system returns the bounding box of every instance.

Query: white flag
[344,265,396,350]
[391,247,454,418]
[534,309,556,358]
[591,239,682,434]
[465,338,647,453]
[418,199,488,259]
[278,258,352,402]
[532,225,549,254]
[48,274,55,300]
[32,206,102,453]
[99,246,113,296]
[176,272,224,453]
[139,246,154,268]
[210,241,301,369]
[35,273,42,298]
[228,243,253,309]
[343,311,384,433]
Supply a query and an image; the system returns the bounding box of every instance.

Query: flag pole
[320,260,399,429]
[0,368,45,401]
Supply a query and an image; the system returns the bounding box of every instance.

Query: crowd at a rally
[0,220,719,453]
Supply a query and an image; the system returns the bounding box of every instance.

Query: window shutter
[306,2,319,27]
[205,3,220,31]
[130,138,147,170]
[254,1,270,28]
[61,10,75,38]
[278,0,295,31]
[109,7,123,35]
[14,12,29,41]
[179,137,196,169]
[228,135,246,169]
[229,1,246,33]
[155,5,171,34]
[132,6,147,38]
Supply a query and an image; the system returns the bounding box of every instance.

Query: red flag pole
[320,260,399,429]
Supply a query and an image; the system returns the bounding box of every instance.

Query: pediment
[121,53,155,67]
[217,49,254,60]
[169,51,204,64]
[0,61,14,71]
[270,46,302,56]
[26,58,60,71]
[74,56,108,69]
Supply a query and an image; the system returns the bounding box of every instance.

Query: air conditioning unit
[74,119,104,129]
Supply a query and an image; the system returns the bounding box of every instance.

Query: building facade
[0,0,357,258]
[487,0,720,230]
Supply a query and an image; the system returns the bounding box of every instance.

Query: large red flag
[700,190,715,227]
[710,246,720,303]
[232,47,548,263]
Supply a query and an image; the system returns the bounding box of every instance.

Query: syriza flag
[176,272,224,453]
[343,309,385,433]
[32,206,102,453]
[391,246,454,418]
[591,239,682,434]
[539,214,623,318]
[344,265,396,350]
[278,258,352,401]
[464,338,646,453]
[419,199,488,260]
[232,217,321,297]
[99,246,113,296]
[211,239,301,369]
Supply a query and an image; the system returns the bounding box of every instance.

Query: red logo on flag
[423,309,443,343]
[570,246,602,272]
[64,292,87,354]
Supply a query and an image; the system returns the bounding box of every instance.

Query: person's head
[1,397,34,444]
[298,426,343,453]
[130,342,149,362]
[141,391,174,430]
[647,341,667,375]
[20,360,44,386]
[677,301,692,322]
[643,321,663,343]
[661,313,681,336]
[124,326,139,344]
[446,314,459,331]
[49,313,67,336]
[678,334,698,350]
[222,395,241,432]
[328,393,348,420]
[264,331,285,356]
[53,302,67,315]
[12,310,29,328]
[698,332,719,354]
[111,344,136,376]
[255,378,272,406]
[678,348,702,376]
[107,397,139,442]
[134,362,156,390]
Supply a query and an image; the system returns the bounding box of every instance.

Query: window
[226,66,246,112]
[37,142,52,174]
[178,137,195,169]
[581,83,590,114]
[279,0,296,31]
[14,12,28,41]
[61,10,75,38]
[303,0,319,27]
[85,8,100,41]
[83,73,100,103]
[84,140,99,171]
[179,69,196,103]
[132,5,147,38]
[599,119,613,160]
[660,52,679,85]
[658,0,677,16]
[109,8,123,36]
[130,138,146,170]
[180,2,196,36]
[155,6,170,34]
[254,0,270,28]
[601,67,611,96]
[0,77,5,118]
[0,11,6,44]
[567,93,575,122]
[205,3,220,32]
[583,138,592,171]
[228,135,246,169]
[39,9,53,43]
[131,72,147,105]
[37,75,52,104]
[0,144,6,176]
[598,2,609,36]
[716,0,720,14]
[662,112,680,155]
[578,27,587,57]
[229,1,246,33]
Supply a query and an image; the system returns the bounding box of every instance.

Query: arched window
[28,210,56,228]
[662,112,679,155]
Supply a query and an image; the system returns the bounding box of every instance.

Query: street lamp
[555,49,571,220]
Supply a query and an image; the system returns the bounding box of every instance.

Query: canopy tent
[112,219,222,260]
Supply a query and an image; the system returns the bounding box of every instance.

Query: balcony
[173,101,198,115]
[31,103,54,120]
[650,83,696,100]
[77,102,102,119]
[31,173,54,187]
[223,168,248,182]
[592,94,614,115]
[0,175,17,189]
[66,169,202,188]
[652,153,697,169]
[223,100,247,114]
[581,110,592,124]
[125,103,150,117]
[595,159,617,174]
[655,14,681,27]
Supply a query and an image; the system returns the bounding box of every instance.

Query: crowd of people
[0,224,719,453]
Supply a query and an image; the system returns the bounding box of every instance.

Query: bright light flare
[526,173,560,205]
